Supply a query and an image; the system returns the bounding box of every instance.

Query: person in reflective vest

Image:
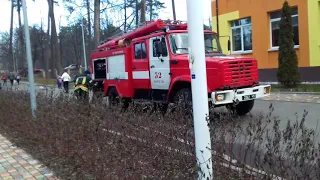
[74,70,93,100]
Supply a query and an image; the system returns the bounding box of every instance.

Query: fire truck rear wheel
[107,87,129,109]
[233,100,255,116]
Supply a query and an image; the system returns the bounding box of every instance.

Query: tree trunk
[140,0,146,24]
[149,0,153,20]
[17,0,24,70]
[135,0,139,26]
[58,17,63,67]
[9,0,14,72]
[48,0,55,77]
[93,0,100,49]
[85,0,91,68]
[45,7,50,78]
[60,38,63,67]
[39,20,45,73]
[124,0,127,32]
[48,0,61,77]
[32,44,37,67]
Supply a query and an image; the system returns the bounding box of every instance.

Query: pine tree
[277,1,301,87]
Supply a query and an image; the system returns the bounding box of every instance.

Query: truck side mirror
[227,40,231,51]
[156,41,163,57]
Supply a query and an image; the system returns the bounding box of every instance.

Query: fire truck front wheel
[172,87,192,109]
[228,100,255,116]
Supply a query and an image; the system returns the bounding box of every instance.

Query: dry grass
[0,91,319,180]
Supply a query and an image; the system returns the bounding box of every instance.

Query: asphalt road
[244,99,320,132]
[213,100,320,178]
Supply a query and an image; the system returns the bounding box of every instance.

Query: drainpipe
[216,0,219,36]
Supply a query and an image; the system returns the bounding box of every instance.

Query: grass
[21,77,56,86]
[271,84,320,92]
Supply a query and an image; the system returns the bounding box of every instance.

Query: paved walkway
[261,93,320,103]
[0,134,58,180]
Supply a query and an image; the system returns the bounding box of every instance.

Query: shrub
[0,91,319,179]
[277,0,301,87]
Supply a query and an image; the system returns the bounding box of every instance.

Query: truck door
[132,41,150,89]
[149,36,171,90]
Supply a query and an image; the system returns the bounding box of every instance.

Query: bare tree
[39,19,46,72]
[0,33,10,69]
[45,6,51,77]
[93,0,100,48]
[140,0,146,23]
[48,0,61,76]
[146,0,165,20]
[9,0,14,71]
[85,0,92,52]
[17,0,24,70]
[149,0,152,20]
[135,0,139,26]
[58,16,64,67]
[124,0,127,32]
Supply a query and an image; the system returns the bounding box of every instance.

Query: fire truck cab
[90,19,271,115]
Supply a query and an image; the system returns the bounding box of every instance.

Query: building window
[134,42,147,59]
[230,17,252,52]
[270,7,299,48]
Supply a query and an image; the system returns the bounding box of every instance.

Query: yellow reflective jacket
[74,75,93,92]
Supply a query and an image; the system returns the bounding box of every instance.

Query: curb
[258,98,320,105]
[273,91,320,95]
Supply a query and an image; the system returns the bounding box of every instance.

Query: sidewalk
[261,93,320,103]
[0,134,58,180]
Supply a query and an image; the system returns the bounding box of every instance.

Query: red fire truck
[90,19,271,115]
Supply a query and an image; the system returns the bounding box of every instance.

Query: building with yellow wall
[212,0,320,82]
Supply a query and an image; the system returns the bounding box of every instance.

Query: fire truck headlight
[215,94,225,101]
[264,87,271,94]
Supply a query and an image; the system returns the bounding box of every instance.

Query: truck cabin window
[169,33,221,54]
[134,42,147,59]
[153,38,168,57]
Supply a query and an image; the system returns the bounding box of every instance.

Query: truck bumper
[210,85,271,105]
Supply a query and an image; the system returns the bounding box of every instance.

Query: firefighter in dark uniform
[74,70,93,100]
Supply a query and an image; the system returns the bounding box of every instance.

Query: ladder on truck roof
[105,21,157,41]
[99,21,154,45]
[97,19,188,51]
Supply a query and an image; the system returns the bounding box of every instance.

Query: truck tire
[92,90,104,103]
[235,100,254,116]
[107,87,129,109]
[107,87,119,106]
[173,87,192,109]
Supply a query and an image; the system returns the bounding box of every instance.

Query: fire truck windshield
[169,33,221,55]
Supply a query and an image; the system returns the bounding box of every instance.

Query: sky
[0,0,213,33]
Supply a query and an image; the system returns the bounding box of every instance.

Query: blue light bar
[166,26,175,30]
